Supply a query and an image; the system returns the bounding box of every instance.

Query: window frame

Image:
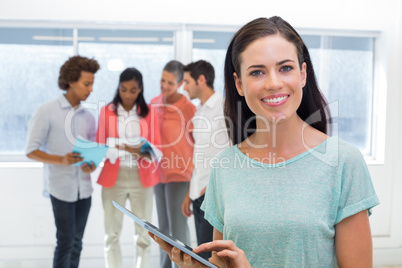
[297,28,384,164]
[0,20,384,166]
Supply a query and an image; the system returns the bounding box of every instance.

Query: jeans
[50,195,91,268]
[193,194,213,260]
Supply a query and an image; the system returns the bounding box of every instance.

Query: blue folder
[140,138,157,160]
[72,138,109,167]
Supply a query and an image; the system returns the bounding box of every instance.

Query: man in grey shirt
[25,56,100,268]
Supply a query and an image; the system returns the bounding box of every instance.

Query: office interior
[1,0,402,267]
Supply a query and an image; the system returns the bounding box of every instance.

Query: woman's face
[119,79,141,111]
[160,70,181,97]
[234,34,306,125]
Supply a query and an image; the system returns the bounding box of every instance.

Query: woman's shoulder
[179,95,195,107]
[323,136,361,154]
[178,96,196,115]
[144,104,158,120]
[315,136,365,167]
[212,145,238,160]
[150,94,162,104]
[99,103,116,115]
[334,137,365,160]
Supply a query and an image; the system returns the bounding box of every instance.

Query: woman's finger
[149,232,176,259]
[194,240,237,253]
[170,247,183,263]
[216,249,238,259]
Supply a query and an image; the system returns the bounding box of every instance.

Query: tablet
[112,201,218,268]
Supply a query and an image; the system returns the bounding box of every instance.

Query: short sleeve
[201,166,225,233]
[335,146,380,224]
[25,105,49,155]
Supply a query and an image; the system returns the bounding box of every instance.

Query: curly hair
[58,56,100,90]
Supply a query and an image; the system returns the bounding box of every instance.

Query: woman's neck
[239,115,328,163]
[252,116,305,151]
[122,103,135,111]
[163,92,182,104]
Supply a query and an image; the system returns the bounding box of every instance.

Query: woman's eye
[281,66,293,72]
[250,70,263,76]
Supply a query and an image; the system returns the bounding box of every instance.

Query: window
[77,29,174,106]
[192,31,234,96]
[0,23,377,160]
[0,27,175,159]
[0,27,73,155]
[191,30,375,156]
[303,35,375,155]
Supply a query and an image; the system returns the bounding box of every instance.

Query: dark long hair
[224,16,332,144]
[111,67,149,118]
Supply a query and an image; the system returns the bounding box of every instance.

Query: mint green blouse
[202,137,379,267]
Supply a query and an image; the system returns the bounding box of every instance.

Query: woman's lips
[261,95,289,106]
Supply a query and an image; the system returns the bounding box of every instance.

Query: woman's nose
[265,72,283,90]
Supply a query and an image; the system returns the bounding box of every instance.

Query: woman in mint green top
[151,16,379,268]
[201,137,378,267]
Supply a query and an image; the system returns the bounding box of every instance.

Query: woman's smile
[261,94,290,106]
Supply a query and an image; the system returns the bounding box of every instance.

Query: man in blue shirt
[26,56,100,268]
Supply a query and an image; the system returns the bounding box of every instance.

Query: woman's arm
[335,210,373,267]
[116,143,151,160]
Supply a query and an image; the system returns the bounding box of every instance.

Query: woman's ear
[301,62,307,88]
[233,72,244,96]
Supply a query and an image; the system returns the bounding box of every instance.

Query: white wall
[0,0,395,30]
[1,0,402,266]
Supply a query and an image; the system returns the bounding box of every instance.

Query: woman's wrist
[138,152,151,160]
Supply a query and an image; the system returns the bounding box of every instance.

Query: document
[139,138,162,162]
[106,137,162,164]
[72,138,109,167]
